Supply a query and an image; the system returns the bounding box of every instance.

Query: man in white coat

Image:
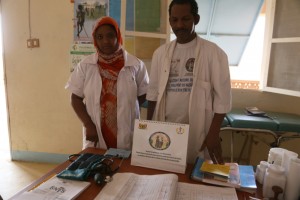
[146,0,231,164]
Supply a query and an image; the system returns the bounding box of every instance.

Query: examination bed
[221,108,300,163]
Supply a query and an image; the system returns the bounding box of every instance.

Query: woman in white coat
[65,17,149,150]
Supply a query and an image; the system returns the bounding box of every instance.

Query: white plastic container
[281,149,298,175]
[255,161,269,184]
[284,158,300,200]
[263,164,286,200]
[268,147,284,165]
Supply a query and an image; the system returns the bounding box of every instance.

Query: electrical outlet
[27,38,40,48]
[32,39,39,47]
[27,39,32,48]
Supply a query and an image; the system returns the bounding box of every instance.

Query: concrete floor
[0,149,58,199]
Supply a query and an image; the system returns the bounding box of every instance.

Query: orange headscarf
[92,16,123,48]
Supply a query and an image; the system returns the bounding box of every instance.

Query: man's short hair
[168,0,199,17]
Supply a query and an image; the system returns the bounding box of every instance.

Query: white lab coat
[66,50,149,150]
[147,36,232,163]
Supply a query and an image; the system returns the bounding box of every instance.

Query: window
[171,0,264,66]
[121,0,265,90]
[190,0,265,90]
[118,0,299,96]
[229,11,265,89]
[261,0,300,97]
[122,0,170,71]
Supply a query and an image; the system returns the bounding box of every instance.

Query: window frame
[119,0,171,45]
[261,0,300,97]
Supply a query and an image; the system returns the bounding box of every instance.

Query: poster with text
[69,43,96,72]
[131,119,189,174]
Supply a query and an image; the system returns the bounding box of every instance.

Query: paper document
[95,173,177,200]
[131,119,189,173]
[95,172,238,200]
[11,176,90,200]
[176,182,238,200]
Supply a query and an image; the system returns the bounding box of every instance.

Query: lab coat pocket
[194,80,213,111]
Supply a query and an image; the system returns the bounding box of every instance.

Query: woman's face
[94,24,119,55]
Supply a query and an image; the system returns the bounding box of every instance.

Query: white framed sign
[131,119,189,174]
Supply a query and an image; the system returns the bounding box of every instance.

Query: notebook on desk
[191,157,257,194]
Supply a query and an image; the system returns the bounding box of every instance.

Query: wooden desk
[10,148,263,200]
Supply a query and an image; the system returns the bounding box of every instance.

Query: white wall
[2,0,82,161]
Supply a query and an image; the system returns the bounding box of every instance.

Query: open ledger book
[95,172,238,200]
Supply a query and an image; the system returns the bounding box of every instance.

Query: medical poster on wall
[74,0,109,42]
[69,43,96,72]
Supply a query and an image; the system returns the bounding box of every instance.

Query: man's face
[169,3,199,44]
